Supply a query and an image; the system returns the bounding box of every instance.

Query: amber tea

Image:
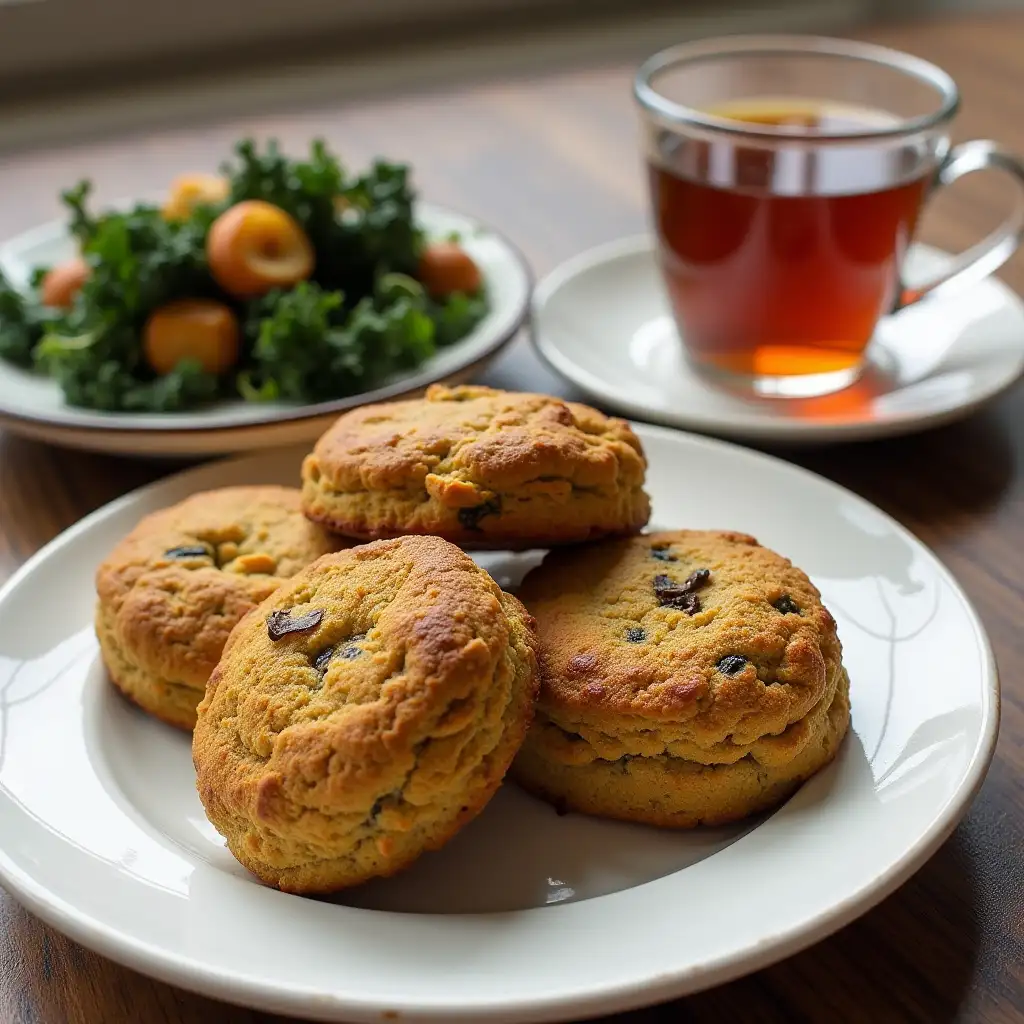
[648,99,932,382]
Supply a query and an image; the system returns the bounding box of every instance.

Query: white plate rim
[0,423,1000,1022]
[0,201,532,436]
[530,234,1024,443]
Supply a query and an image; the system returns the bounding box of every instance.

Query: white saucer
[0,426,997,1021]
[532,236,1024,443]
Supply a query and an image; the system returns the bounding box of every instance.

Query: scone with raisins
[192,535,538,893]
[301,384,650,549]
[95,486,344,731]
[512,530,849,827]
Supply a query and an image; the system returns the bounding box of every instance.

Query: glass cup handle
[896,140,1024,310]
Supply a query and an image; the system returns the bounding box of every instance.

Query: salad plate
[0,424,998,1021]
[0,202,531,456]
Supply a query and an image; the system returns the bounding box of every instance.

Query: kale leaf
[328,161,424,291]
[35,188,223,409]
[72,197,215,325]
[35,334,218,412]
[242,283,349,402]
[430,289,489,347]
[0,269,47,367]
[61,180,100,249]
[243,275,435,402]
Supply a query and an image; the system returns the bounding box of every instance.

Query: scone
[96,486,343,731]
[301,384,650,548]
[512,530,849,827]
[192,535,539,893]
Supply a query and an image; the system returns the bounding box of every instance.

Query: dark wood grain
[2,12,1024,1024]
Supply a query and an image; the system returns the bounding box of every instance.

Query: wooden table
[2,11,1024,1023]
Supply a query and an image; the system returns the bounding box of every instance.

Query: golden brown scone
[95,486,344,731]
[301,384,650,549]
[512,530,849,827]
[192,535,539,893]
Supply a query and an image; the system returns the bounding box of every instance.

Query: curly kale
[30,189,223,408]
[35,335,217,411]
[240,283,348,402]
[0,270,47,367]
[431,290,489,347]
[329,161,424,289]
[61,180,100,249]
[243,275,436,402]
[73,199,215,321]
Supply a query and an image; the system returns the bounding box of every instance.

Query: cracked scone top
[301,384,650,548]
[512,530,849,827]
[95,486,343,731]
[192,534,539,893]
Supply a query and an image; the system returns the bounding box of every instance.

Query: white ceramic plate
[0,426,997,1022]
[532,236,1024,443]
[0,203,531,456]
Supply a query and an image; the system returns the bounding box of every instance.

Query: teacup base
[687,358,863,399]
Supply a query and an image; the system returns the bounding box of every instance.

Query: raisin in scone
[512,530,849,827]
[192,535,539,893]
[300,384,650,549]
[95,486,343,731]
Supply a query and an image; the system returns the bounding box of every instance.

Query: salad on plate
[0,139,488,412]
